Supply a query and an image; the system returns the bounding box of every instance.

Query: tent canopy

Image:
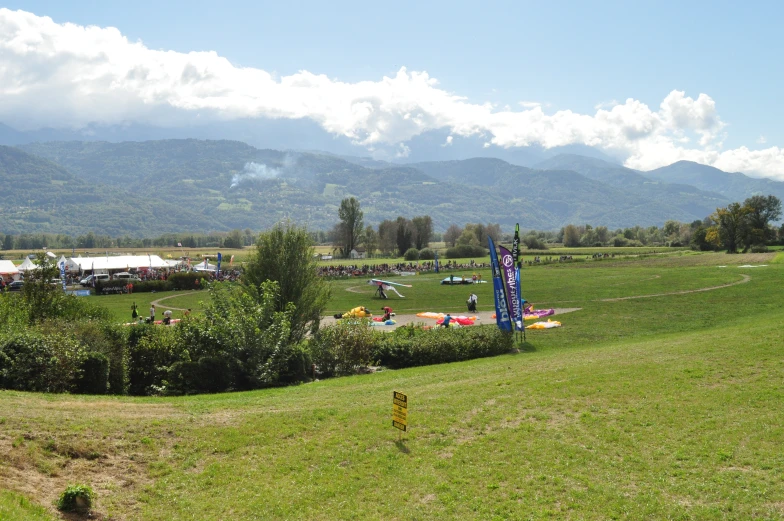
[15,258,37,272]
[69,255,170,271]
[0,260,19,275]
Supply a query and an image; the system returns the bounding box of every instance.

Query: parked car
[6,280,24,291]
[113,272,141,281]
[80,274,110,286]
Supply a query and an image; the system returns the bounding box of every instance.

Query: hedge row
[308,320,514,375]
[94,272,212,294]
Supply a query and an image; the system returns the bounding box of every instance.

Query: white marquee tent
[68,255,170,273]
[15,257,37,272]
[0,260,20,276]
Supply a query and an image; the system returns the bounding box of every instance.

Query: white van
[113,272,141,281]
[80,274,109,286]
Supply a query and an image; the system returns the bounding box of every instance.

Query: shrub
[167,356,234,394]
[96,279,171,294]
[309,320,380,376]
[418,248,435,260]
[126,325,184,395]
[75,352,109,394]
[750,245,769,253]
[523,235,548,250]
[373,325,513,369]
[168,271,211,290]
[0,333,85,393]
[403,248,420,261]
[445,244,487,259]
[57,484,95,513]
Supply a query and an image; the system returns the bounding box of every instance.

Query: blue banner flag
[499,245,522,331]
[488,236,512,332]
[434,251,439,273]
[217,252,222,272]
[59,261,67,291]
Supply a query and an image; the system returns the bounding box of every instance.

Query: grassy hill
[4,141,775,236]
[1,252,782,520]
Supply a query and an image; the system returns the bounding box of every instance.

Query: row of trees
[705,195,782,253]
[548,195,783,252]
[331,197,436,257]
[1,229,259,251]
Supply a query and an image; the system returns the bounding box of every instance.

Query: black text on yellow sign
[393,391,408,432]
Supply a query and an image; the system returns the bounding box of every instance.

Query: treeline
[0,229,259,251]
[525,195,783,252]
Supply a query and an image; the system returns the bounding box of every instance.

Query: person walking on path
[467,293,477,312]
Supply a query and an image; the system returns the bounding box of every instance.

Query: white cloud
[442,135,453,147]
[757,135,767,144]
[1,9,782,180]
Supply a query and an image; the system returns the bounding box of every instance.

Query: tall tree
[443,224,462,247]
[377,219,398,255]
[396,217,414,256]
[742,195,781,247]
[411,215,433,249]
[337,197,364,257]
[243,222,331,342]
[713,203,749,253]
[562,224,581,247]
[362,226,378,257]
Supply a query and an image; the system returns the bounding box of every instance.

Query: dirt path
[320,308,582,330]
[599,274,751,302]
[150,292,191,311]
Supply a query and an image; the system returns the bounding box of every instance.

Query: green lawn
[2,252,783,520]
[88,290,207,322]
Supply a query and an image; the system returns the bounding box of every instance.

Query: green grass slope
[1,254,782,519]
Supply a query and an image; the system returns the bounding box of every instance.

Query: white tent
[193,262,217,272]
[68,255,170,272]
[0,260,19,275]
[16,257,37,272]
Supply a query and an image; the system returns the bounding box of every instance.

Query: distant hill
[643,160,784,202]
[2,140,767,237]
[534,154,730,221]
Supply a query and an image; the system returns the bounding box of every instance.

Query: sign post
[392,391,408,438]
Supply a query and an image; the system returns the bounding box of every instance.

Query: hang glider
[368,279,411,298]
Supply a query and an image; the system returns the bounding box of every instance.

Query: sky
[1,1,783,178]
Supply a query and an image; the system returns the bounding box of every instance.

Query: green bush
[126,325,184,395]
[403,248,420,261]
[57,484,94,513]
[373,325,513,369]
[0,333,85,393]
[445,244,487,259]
[96,279,171,294]
[309,320,380,376]
[75,352,109,394]
[418,248,435,260]
[168,271,211,290]
[167,356,234,394]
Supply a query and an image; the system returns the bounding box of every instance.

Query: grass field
[1,251,783,519]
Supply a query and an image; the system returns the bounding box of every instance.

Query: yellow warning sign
[393,391,408,432]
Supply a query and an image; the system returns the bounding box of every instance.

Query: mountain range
[0,136,781,237]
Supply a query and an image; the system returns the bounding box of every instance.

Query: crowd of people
[317,260,488,278]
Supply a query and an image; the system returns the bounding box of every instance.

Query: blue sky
[1,1,783,176]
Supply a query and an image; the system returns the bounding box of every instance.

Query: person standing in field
[150,304,156,323]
